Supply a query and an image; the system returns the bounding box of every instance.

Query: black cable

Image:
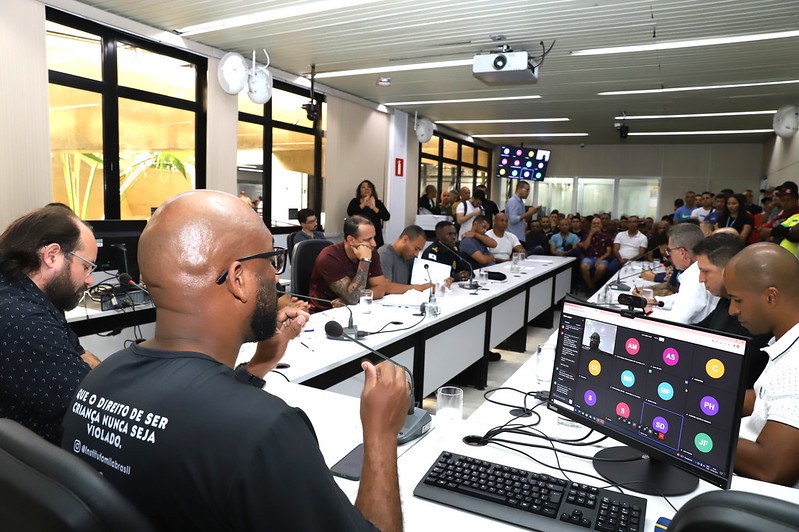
[362,314,426,335]
[271,370,290,382]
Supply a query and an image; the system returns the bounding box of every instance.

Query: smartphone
[330,443,364,481]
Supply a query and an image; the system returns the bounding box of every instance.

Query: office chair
[668,489,799,532]
[286,230,299,262]
[0,419,155,532]
[290,238,333,297]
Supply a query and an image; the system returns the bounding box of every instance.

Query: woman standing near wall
[347,179,391,247]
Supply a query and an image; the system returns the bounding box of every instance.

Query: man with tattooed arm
[308,215,388,312]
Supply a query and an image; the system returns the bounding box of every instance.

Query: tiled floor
[422,315,559,419]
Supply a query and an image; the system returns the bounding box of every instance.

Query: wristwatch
[234,361,266,388]
[360,257,372,263]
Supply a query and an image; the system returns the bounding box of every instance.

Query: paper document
[411,258,451,286]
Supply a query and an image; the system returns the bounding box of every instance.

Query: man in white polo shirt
[486,213,525,262]
[612,216,647,265]
[725,243,799,487]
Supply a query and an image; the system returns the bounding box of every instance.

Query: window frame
[46,7,207,220]
[418,132,491,199]
[237,79,325,234]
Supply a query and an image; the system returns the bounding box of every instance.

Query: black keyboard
[413,451,647,532]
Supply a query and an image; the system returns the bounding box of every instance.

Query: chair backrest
[668,490,799,532]
[286,231,299,262]
[290,238,333,297]
[0,418,155,532]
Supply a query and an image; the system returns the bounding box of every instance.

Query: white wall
[763,135,799,187]
[0,0,52,228]
[529,143,764,217]
[324,97,390,237]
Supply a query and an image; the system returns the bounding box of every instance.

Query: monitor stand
[592,446,698,496]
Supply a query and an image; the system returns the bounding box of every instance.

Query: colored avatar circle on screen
[657,382,674,401]
[584,390,597,406]
[625,338,640,355]
[616,402,631,418]
[620,370,635,388]
[588,359,602,376]
[695,433,713,453]
[653,416,669,434]
[663,347,679,366]
[706,358,725,379]
[700,396,719,416]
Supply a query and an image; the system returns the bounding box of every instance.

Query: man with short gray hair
[647,223,718,324]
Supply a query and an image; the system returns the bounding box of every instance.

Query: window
[46,8,206,220]
[418,133,490,204]
[237,83,325,232]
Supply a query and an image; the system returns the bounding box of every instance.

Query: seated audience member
[646,223,718,324]
[378,225,435,292]
[693,233,770,388]
[724,243,799,487]
[0,205,101,444]
[459,215,496,269]
[309,215,387,312]
[422,221,470,280]
[525,219,550,255]
[578,217,615,290]
[772,213,799,254]
[570,216,586,241]
[715,193,754,241]
[439,189,458,217]
[642,216,655,237]
[550,219,580,256]
[293,208,325,245]
[418,185,440,214]
[62,190,409,530]
[612,215,648,265]
[455,188,484,239]
[486,213,525,262]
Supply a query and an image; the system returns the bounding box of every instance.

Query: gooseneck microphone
[422,264,440,317]
[119,272,149,295]
[282,291,363,339]
[325,320,432,444]
[608,245,656,291]
[436,241,478,290]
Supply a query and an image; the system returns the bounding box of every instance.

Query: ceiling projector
[473,51,538,83]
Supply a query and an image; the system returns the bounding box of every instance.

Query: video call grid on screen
[550,301,747,480]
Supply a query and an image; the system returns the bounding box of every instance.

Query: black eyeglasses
[215,248,286,285]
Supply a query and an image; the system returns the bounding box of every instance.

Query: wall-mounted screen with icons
[496,145,551,180]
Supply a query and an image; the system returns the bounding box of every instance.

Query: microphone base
[398,407,433,445]
[327,326,360,340]
[458,281,480,290]
[608,281,630,292]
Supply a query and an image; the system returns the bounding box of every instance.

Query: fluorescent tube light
[385,95,541,106]
[600,79,799,96]
[473,133,589,138]
[572,29,799,56]
[175,0,384,36]
[316,59,472,79]
[615,111,777,120]
[436,118,569,124]
[628,129,773,136]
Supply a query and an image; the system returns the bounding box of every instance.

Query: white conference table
[238,256,575,402]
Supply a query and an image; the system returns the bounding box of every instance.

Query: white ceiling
[71,0,799,145]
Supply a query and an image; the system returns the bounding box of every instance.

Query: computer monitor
[547,299,748,496]
[88,220,147,283]
[496,145,550,180]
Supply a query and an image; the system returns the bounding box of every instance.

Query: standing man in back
[505,180,539,241]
